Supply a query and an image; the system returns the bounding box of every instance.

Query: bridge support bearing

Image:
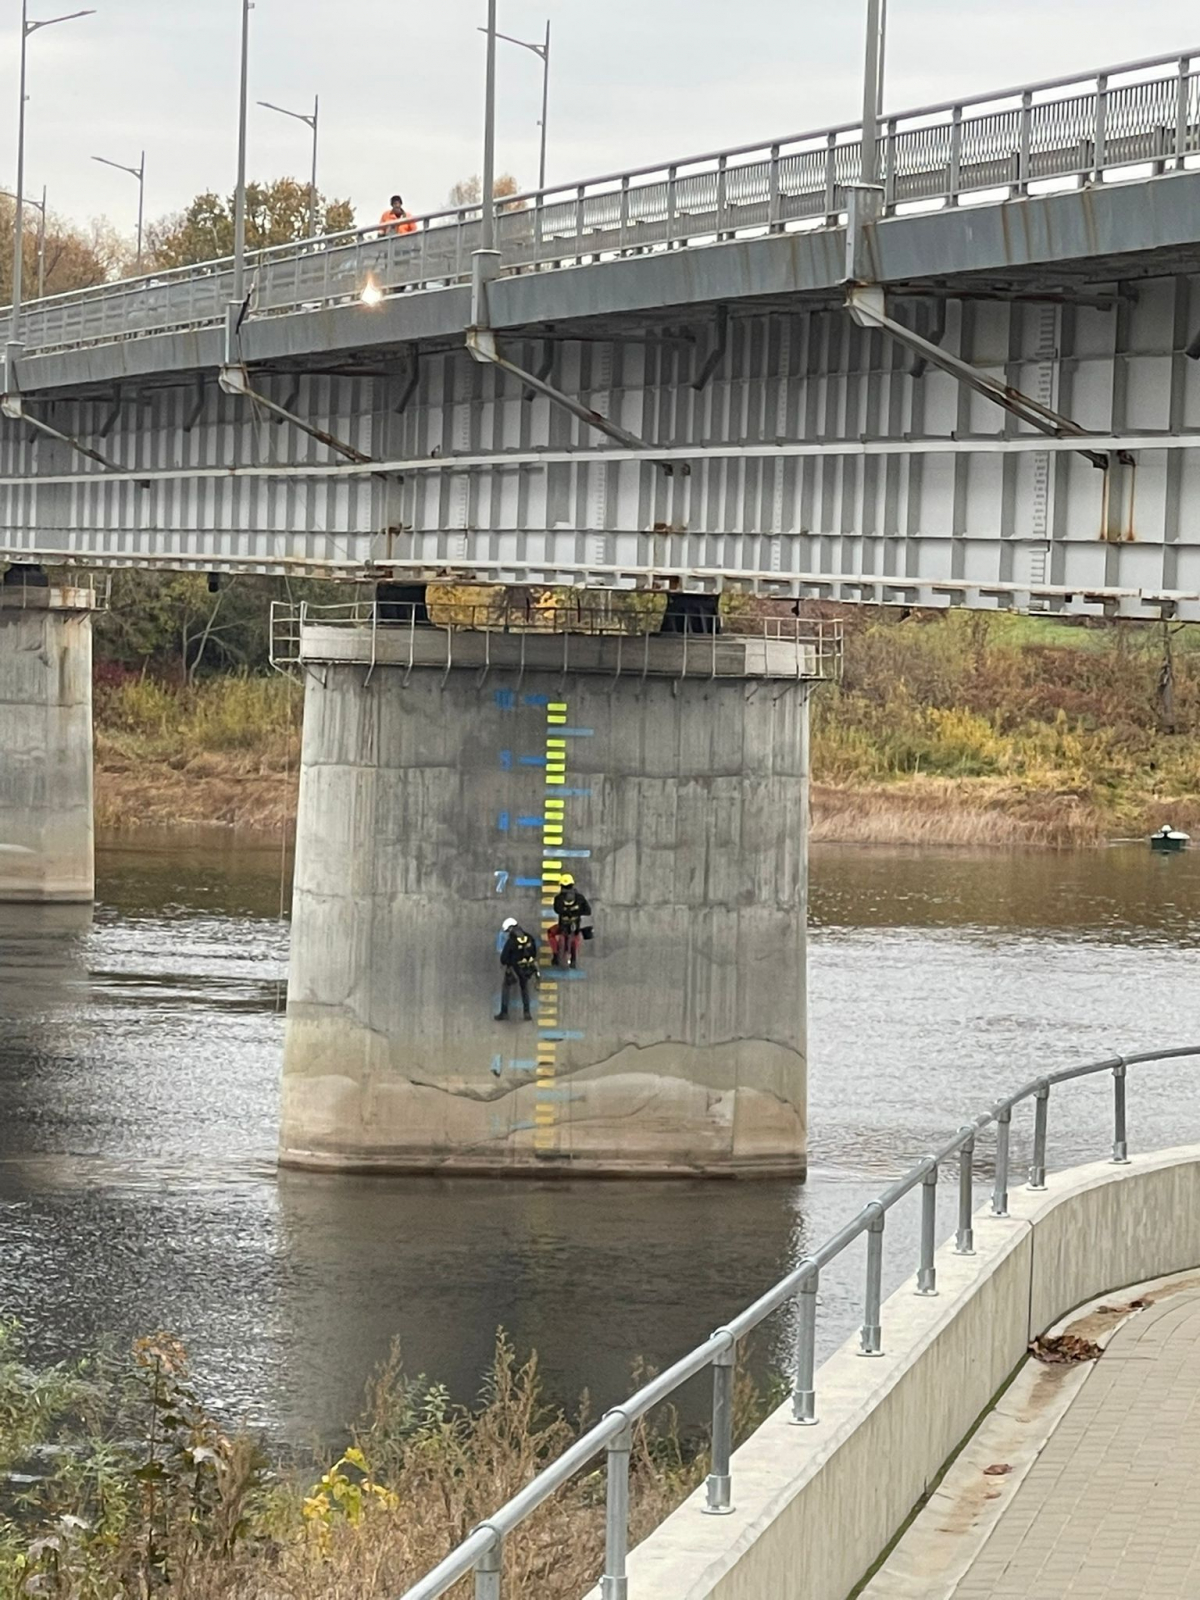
[0,585,95,903]
[280,629,810,1177]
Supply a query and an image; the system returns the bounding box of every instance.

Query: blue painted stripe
[543,969,587,980]
[555,849,592,859]
[538,1029,586,1041]
[521,693,551,706]
[510,1058,537,1070]
[516,815,544,828]
[514,876,543,888]
[558,787,592,798]
[559,728,595,737]
[519,755,547,767]
[535,1088,580,1102]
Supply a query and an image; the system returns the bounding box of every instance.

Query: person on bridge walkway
[379,194,416,236]
[548,876,592,969]
[496,917,538,1021]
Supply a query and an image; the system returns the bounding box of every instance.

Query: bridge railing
[393,1042,1200,1600]
[268,597,845,683]
[10,46,1200,359]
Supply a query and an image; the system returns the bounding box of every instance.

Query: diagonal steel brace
[466,327,655,456]
[1,393,124,473]
[847,286,1130,471]
[218,363,374,465]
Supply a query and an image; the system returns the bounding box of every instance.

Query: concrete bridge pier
[280,622,815,1177]
[0,581,95,903]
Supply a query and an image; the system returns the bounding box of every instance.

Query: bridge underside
[3,173,1200,618]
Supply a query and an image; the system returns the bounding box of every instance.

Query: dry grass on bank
[94,673,300,834]
[91,611,1200,848]
[0,1329,778,1600]
[808,780,1110,849]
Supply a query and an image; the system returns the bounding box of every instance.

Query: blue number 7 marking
[494,870,509,894]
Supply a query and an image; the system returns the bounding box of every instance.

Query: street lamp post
[232,0,251,309]
[860,0,887,184]
[258,95,320,239]
[1,186,47,301]
[477,17,551,191]
[480,0,498,253]
[9,2,94,354]
[92,151,145,271]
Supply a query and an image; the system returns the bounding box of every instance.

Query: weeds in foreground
[0,1325,782,1600]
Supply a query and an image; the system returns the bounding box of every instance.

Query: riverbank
[93,612,1200,847]
[0,1325,777,1600]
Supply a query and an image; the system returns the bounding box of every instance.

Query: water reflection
[1,836,1199,1443]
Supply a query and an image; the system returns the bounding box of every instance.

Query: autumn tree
[0,196,128,301]
[447,173,521,207]
[146,178,355,270]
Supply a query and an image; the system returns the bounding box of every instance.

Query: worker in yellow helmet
[549,875,592,969]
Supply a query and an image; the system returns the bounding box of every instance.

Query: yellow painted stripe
[548,702,568,712]
[546,739,566,750]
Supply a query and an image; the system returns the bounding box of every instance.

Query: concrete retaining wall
[613,1145,1200,1600]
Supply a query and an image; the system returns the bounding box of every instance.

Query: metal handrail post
[859,1207,885,1355]
[1017,90,1033,195]
[703,1340,736,1513]
[883,117,898,210]
[791,1266,818,1423]
[948,105,963,205]
[956,1132,975,1254]
[1175,56,1190,168]
[1092,73,1109,182]
[474,1536,502,1600]
[1029,1082,1050,1188]
[600,1417,632,1599]
[1113,1060,1129,1163]
[993,1106,1012,1216]
[917,1163,938,1295]
[824,131,838,223]
[767,143,781,230]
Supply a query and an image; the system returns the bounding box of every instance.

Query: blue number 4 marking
[500,749,513,771]
[494,870,509,894]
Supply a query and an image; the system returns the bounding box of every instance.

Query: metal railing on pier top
[268,597,845,683]
[396,1043,1200,1600]
[11,47,1200,358]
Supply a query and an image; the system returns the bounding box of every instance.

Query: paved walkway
[954,1289,1200,1599]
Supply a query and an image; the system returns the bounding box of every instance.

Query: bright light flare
[360,278,384,307]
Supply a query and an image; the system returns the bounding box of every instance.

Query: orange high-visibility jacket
[379,207,416,236]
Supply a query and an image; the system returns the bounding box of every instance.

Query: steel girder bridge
[3,46,1200,617]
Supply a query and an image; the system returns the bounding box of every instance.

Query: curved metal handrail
[397,1042,1200,1600]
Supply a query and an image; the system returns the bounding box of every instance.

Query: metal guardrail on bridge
[12,47,1200,358]
[395,1042,1200,1600]
[268,598,845,684]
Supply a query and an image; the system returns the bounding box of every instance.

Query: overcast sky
[8,0,1199,238]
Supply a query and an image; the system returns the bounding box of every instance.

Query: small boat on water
[1150,825,1191,852]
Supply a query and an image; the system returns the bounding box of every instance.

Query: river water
[2,836,1199,1445]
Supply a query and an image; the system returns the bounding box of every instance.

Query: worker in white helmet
[496,916,538,1021]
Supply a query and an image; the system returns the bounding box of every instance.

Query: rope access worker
[378,194,416,236]
[548,875,592,969]
[496,916,539,1021]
